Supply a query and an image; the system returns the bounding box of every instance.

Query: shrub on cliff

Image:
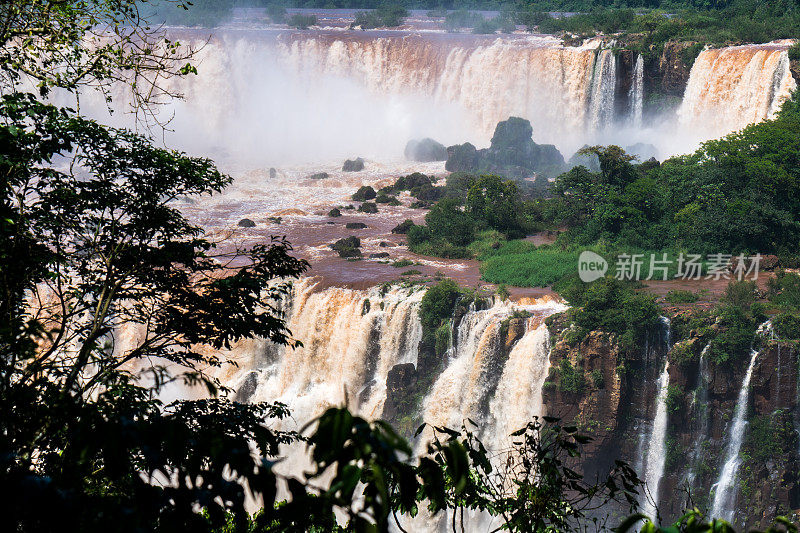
[419,279,461,344]
[558,276,661,352]
[706,281,766,365]
[774,313,800,339]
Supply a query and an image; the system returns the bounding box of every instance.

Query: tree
[0,0,201,125]
[0,92,309,531]
[466,175,523,237]
[425,197,475,247]
[418,416,644,532]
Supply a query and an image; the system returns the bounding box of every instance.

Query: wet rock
[352,185,376,201]
[358,202,378,214]
[382,363,418,420]
[342,157,365,172]
[238,218,256,228]
[405,137,448,162]
[306,172,329,180]
[234,371,259,403]
[370,252,390,258]
[446,117,565,178]
[346,222,368,229]
[625,142,659,161]
[658,41,696,96]
[269,167,277,179]
[330,236,362,258]
[328,207,342,217]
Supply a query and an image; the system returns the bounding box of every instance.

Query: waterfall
[85,32,797,164]
[588,49,617,131]
[641,362,670,519]
[678,45,796,142]
[419,300,564,435]
[204,278,428,425]
[638,317,672,519]
[487,322,553,451]
[686,345,710,487]
[710,349,759,522]
[629,54,644,128]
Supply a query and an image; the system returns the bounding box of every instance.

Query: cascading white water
[629,54,644,129]
[678,44,796,144]
[419,300,564,434]
[686,345,710,487]
[81,31,797,166]
[487,322,554,451]
[639,317,672,519]
[244,278,425,423]
[710,348,760,522]
[641,361,670,519]
[588,49,616,131]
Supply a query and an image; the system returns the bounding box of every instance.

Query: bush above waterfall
[542,95,800,257]
[555,276,662,352]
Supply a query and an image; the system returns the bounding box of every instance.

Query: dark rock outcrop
[238,218,256,228]
[352,185,376,201]
[405,137,448,162]
[343,157,365,172]
[382,363,418,420]
[445,117,565,179]
[330,236,362,258]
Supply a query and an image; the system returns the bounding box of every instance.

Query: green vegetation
[352,5,408,28]
[664,290,699,304]
[556,358,586,394]
[419,279,463,348]
[392,219,415,234]
[557,277,662,352]
[706,281,765,364]
[590,368,605,389]
[666,384,684,413]
[481,244,578,287]
[358,201,378,213]
[330,236,362,258]
[773,312,800,340]
[547,99,800,256]
[352,185,377,201]
[288,13,317,29]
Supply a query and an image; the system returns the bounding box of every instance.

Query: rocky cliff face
[543,313,800,528]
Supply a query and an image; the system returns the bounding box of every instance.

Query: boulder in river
[238,218,256,228]
[404,137,447,162]
[342,157,365,172]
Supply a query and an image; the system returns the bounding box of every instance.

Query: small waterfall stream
[641,362,670,519]
[710,348,760,521]
[629,54,644,128]
[588,49,617,131]
[686,346,710,487]
[638,317,672,519]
